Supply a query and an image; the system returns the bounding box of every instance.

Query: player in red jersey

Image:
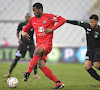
[22,2,66,89]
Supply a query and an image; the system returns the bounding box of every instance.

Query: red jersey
[22,13,66,46]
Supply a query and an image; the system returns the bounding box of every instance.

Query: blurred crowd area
[0,0,100,47]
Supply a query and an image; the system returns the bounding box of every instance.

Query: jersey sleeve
[46,14,66,30]
[66,20,89,28]
[17,23,22,32]
[22,18,33,32]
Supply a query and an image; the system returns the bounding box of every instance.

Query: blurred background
[0,0,100,63]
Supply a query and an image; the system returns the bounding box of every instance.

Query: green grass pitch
[0,62,100,90]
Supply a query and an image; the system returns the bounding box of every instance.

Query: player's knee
[84,60,92,70]
[94,64,100,69]
[84,65,91,70]
[39,64,45,69]
[38,60,45,69]
[34,47,44,57]
[93,62,100,69]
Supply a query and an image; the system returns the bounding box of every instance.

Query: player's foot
[4,73,11,78]
[51,82,64,89]
[33,74,41,79]
[23,72,30,81]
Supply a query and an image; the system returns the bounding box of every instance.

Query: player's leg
[39,59,64,89]
[24,43,64,89]
[28,58,39,78]
[93,49,100,70]
[9,56,20,74]
[94,62,100,70]
[23,47,43,81]
[4,56,20,78]
[84,60,100,81]
[4,44,27,78]
[29,44,40,78]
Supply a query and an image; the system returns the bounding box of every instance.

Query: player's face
[25,15,31,22]
[33,6,42,17]
[89,19,98,29]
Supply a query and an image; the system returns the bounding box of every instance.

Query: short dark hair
[33,2,43,11]
[90,14,99,21]
[26,13,31,17]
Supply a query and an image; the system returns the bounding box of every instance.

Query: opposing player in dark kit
[4,13,39,78]
[66,14,100,81]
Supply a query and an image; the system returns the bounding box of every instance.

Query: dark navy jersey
[17,21,34,44]
[67,20,100,50]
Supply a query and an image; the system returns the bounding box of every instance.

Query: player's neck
[37,13,43,18]
[95,25,98,29]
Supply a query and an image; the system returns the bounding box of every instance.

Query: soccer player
[22,2,66,89]
[4,13,39,78]
[66,14,100,81]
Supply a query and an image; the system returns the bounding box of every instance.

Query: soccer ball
[7,77,18,88]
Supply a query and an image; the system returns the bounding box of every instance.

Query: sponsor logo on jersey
[86,31,89,34]
[94,31,99,38]
[87,28,91,31]
[43,20,46,24]
[38,26,46,36]
[38,26,44,32]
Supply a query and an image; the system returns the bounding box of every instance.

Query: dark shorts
[85,48,100,62]
[16,42,35,58]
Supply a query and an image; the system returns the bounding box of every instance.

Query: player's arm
[45,14,66,33]
[66,20,88,28]
[17,24,22,44]
[17,32,22,44]
[22,18,33,40]
[67,20,79,25]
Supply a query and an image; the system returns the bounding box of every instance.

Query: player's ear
[97,20,98,24]
[39,8,42,12]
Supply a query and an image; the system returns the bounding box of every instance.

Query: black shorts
[85,48,100,62]
[16,42,35,58]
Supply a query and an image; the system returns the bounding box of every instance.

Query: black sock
[34,64,37,75]
[9,56,20,74]
[87,67,100,81]
[55,81,61,83]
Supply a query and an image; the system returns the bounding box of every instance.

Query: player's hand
[21,31,30,40]
[44,28,54,34]
[18,39,22,44]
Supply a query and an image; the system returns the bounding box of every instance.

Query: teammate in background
[22,2,66,89]
[4,13,39,78]
[66,14,100,81]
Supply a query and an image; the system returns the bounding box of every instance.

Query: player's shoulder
[43,13,56,17]
[28,17,36,23]
[44,13,54,15]
[29,17,36,20]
